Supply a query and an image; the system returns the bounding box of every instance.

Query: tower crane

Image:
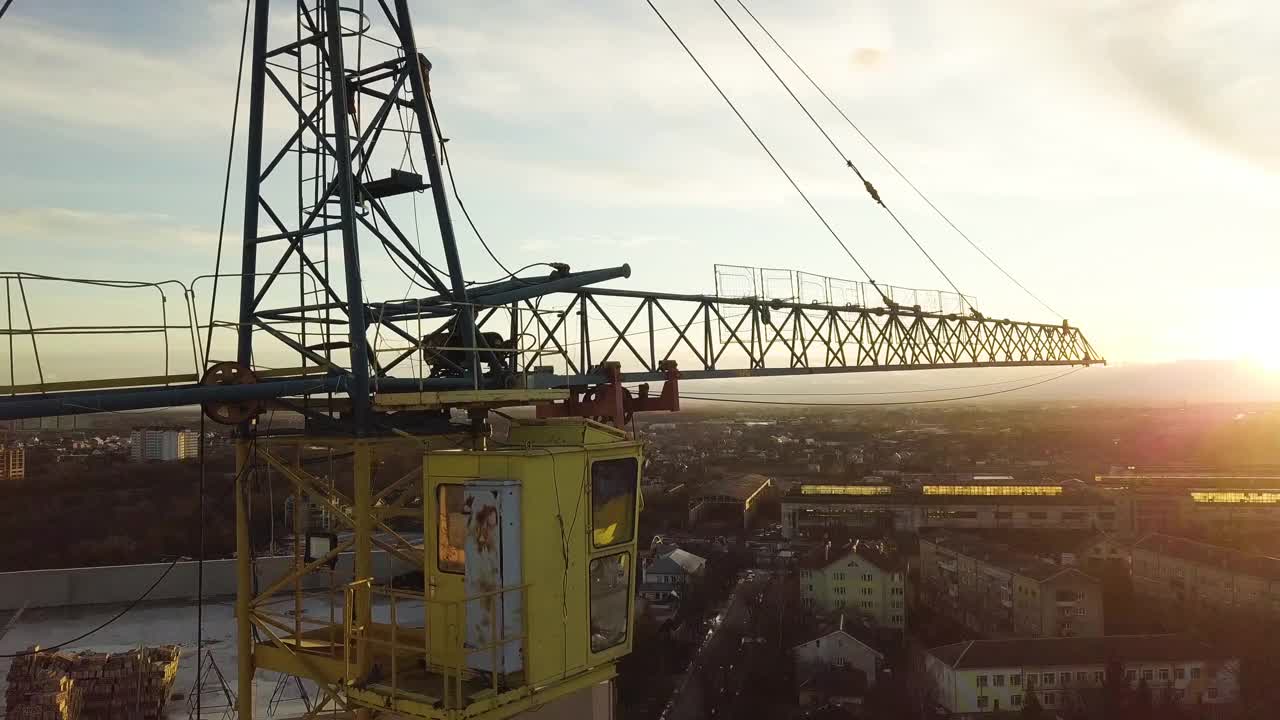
[0,2,1101,719]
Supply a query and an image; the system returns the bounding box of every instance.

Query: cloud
[1001,0,1280,171]
[0,13,242,138]
[518,238,553,252]
[0,4,363,139]
[0,207,218,251]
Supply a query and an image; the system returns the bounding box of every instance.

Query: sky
[1,0,1278,388]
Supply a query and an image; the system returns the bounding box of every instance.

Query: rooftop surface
[921,529,1094,583]
[783,489,1114,507]
[799,539,904,573]
[1,593,600,720]
[929,634,1234,670]
[650,548,707,576]
[1,596,312,719]
[692,473,772,502]
[794,612,887,655]
[1135,533,1280,582]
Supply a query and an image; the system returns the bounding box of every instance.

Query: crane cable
[0,557,182,657]
[427,91,560,287]
[203,0,253,368]
[670,368,1066,396]
[643,0,882,294]
[0,0,13,22]
[732,0,1062,320]
[0,433,261,659]
[710,0,972,313]
[681,366,1082,406]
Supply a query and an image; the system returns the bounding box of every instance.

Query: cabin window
[437,484,466,574]
[590,552,631,651]
[592,458,638,547]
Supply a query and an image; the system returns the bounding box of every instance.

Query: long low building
[687,473,773,528]
[1095,472,1280,534]
[781,484,1118,538]
[925,634,1240,716]
[919,530,1104,638]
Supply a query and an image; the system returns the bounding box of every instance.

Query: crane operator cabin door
[463,480,523,676]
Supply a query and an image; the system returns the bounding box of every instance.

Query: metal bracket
[536,360,680,429]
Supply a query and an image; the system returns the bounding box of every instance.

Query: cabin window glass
[437,484,466,574]
[590,552,631,652]
[592,458,638,548]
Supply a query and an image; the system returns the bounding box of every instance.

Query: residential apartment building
[799,540,906,630]
[637,548,706,601]
[782,484,1118,539]
[925,634,1239,715]
[129,427,199,462]
[919,530,1104,638]
[0,447,25,481]
[1131,533,1280,620]
[792,613,885,690]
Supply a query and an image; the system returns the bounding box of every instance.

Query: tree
[1020,691,1043,719]
[1155,686,1184,720]
[1103,656,1129,720]
[1134,678,1153,720]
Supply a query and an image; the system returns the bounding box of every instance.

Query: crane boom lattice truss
[503,289,1099,382]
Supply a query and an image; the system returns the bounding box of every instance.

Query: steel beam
[352,442,373,683]
[321,0,373,431]
[234,438,255,720]
[237,0,272,373]
[371,265,631,320]
[0,376,343,420]
[392,0,479,381]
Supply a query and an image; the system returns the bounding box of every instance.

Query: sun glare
[1219,289,1280,371]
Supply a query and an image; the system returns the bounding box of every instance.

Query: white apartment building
[799,540,906,630]
[925,635,1239,716]
[793,613,885,687]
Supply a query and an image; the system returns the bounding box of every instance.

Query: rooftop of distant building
[799,539,904,573]
[1135,533,1280,582]
[794,611,888,656]
[929,634,1234,670]
[784,483,1113,507]
[692,473,772,503]
[921,529,1096,583]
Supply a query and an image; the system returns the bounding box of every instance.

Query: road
[661,576,765,720]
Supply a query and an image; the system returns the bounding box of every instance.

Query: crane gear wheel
[200,361,263,425]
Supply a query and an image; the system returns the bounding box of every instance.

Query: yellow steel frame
[230,393,636,720]
[235,431,461,720]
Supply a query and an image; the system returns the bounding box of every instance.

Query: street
[660,575,766,720]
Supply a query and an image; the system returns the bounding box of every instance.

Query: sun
[1217,289,1280,371]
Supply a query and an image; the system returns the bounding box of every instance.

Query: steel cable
[681,367,1082,405]
[711,0,971,312]
[733,0,1062,319]
[644,0,881,291]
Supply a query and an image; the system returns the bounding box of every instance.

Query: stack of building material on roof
[5,656,84,720]
[4,646,181,720]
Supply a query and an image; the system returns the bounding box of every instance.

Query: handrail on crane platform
[342,579,532,714]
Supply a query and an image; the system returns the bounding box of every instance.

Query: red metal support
[536,361,680,429]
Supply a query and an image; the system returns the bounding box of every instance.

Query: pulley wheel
[200,361,262,425]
